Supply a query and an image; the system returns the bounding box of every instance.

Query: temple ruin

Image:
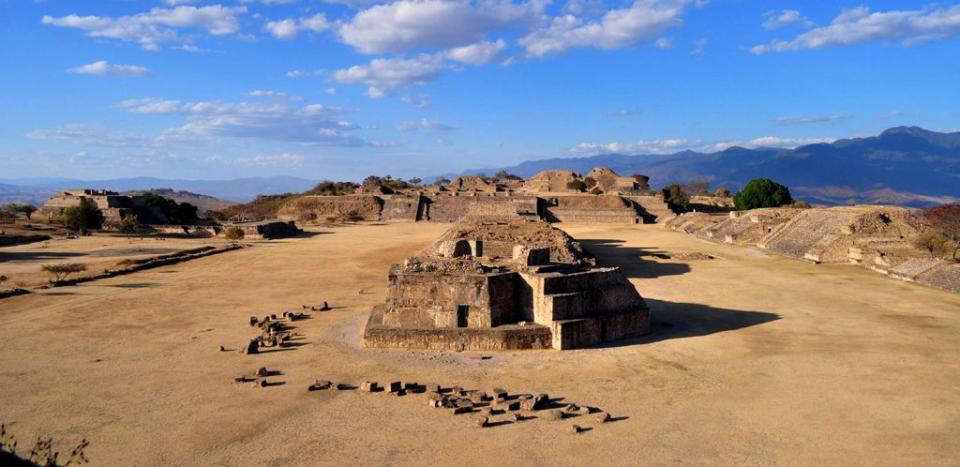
[363,219,650,350]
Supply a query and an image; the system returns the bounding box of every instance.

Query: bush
[733,178,793,210]
[343,210,364,222]
[224,226,245,241]
[566,180,587,192]
[790,200,812,209]
[914,230,952,258]
[714,187,731,197]
[41,263,87,283]
[919,204,960,260]
[53,198,104,234]
[683,180,711,196]
[661,183,690,213]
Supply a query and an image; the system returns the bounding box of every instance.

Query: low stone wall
[425,195,538,222]
[364,307,553,351]
[381,195,422,221]
[544,207,639,224]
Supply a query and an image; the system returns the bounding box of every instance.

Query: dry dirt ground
[1,222,959,466]
[0,233,228,288]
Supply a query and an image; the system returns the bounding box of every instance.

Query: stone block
[491,388,508,401]
[389,381,402,393]
[452,406,473,415]
[542,410,563,421]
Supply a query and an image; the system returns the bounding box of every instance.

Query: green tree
[733,178,793,210]
[54,198,104,234]
[17,205,38,220]
[920,204,960,260]
[661,183,690,213]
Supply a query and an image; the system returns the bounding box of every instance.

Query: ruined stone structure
[222,220,301,240]
[42,189,167,224]
[275,167,682,225]
[363,219,650,350]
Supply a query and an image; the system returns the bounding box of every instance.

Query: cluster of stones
[306,377,615,434]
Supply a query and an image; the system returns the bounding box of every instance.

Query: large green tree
[733,178,793,210]
[55,198,104,234]
[661,183,690,213]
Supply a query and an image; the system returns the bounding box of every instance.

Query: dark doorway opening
[456,305,469,328]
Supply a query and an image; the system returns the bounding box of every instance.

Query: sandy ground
[1,222,959,466]
[0,233,230,288]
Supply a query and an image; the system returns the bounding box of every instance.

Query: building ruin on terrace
[363,219,650,351]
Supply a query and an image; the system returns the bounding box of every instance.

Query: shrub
[224,226,245,241]
[914,230,952,258]
[0,275,7,285]
[661,183,690,213]
[919,204,960,260]
[343,210,364,222]
[714,187,731,197]
[41,263,87,283]
[683,179,711,196]
[53,199,104,234]
[733,178,793,210]
[790,200,812,209]
[566,180,587,192]
[493,170,522,181]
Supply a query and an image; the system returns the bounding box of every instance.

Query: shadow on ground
[580,239,691,278]
[0,251,87,262]
[594,298,780,348]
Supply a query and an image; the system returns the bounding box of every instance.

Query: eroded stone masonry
[363,219,650,351]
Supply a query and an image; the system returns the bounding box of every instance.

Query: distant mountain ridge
[451,126,960,206]
[0,176,317,205]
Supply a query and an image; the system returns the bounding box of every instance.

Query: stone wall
[277,195,384,222]
[383,270,518,328]
[424,194,538,222]
[381,194,423,221]
[365,306,553,351]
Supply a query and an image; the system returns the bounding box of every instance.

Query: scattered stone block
[258,379,269,388]
[335,383,353,391]
[392,388,407,396]
[249,316,259,326]
[496,400,520,411]
[469,391,487,404]
[595,412,610,423]
[242,338,259,355]
[456,399,475,409]
[510,412,523,422]
[389,381,402,393]
[308,380,332,391]
[570,424,583,434]
[452,406,472,415]
[476,416,489,428]
[427,383,442,393]
[563,403,580,415]
[234,375,253,383]
[481,407,493,416]
[361,381,378,392]
[218,345,226,352]
[404,382,419,390]
[491,388,508,401]
[256,367,269,377]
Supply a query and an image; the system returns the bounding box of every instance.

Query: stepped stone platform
[362,219,650,351]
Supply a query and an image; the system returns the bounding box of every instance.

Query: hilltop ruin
[363,219,650,350]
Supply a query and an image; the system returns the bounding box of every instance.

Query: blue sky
[1,0,958,181]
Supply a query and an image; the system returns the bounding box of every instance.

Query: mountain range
[456,126,960,206]
[1,127,957,207]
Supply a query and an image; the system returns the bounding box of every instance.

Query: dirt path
[1,222,959,465]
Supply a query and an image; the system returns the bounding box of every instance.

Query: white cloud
[164,0,199,5]
[752,5,960,54]
[25,124,148,148]
[332,54,446,98]
[248,89,302,100]
[654,37,672,48]
[396,118,457,131]
[42,5,247,50]
[570,135,837,155]
[401,94,430,108]
[324,87,337,95]
[690,36,707,56]
[338,0,537,54]
[236,153,305,166]
[266,13,328,39]
[118,98,363,145]
[286,69,305,78]
[444,39,506,64]
[775,114,851,125]
[68,60,152,77]
[519,0,690,57]
[762,9,812,30]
